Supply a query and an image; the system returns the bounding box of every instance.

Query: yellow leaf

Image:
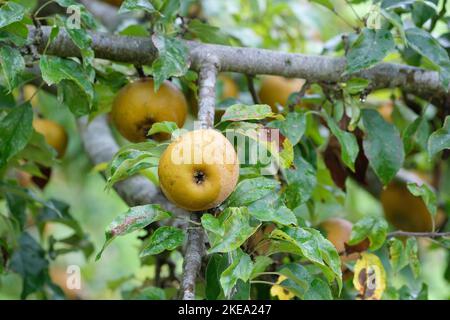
[353,252,386,300]
[92,162,108,172]
[270,275,295,300]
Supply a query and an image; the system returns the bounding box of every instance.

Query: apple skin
[111,78,187,142]
[258,75,306,112]
[33,118,68,158]
[319,218,353,253]
[158,129,239,211]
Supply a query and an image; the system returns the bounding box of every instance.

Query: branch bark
[78,115,187,216]
[27,26,447,103]
[180,57,219,300]
[181,214,205,300]
[387,231,450,239]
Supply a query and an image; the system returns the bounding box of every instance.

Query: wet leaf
[96,205,172,260]
[140,226,185,257]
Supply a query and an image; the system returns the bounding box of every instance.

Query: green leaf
[64,22,94,72]
[151,34,189,91]
[344,78,371,95]
[346,28,395,74]
[220,249,253,297]
[405,237,420,278]
[159,0,181,23]
[187,19,230,45]
[37,200,94,259]
[59,79,91,116]
[0,22,29,47]
[405,27,450,87]
[250,256,273,279]
[226,177,280,207]
[282,151,317,209]
[309,0,334,11]
[10,233,49,299]
[96,205,172,260]
[0,84,15,109]
[277,263,310,298]
[411,1,436,28]
[205,254,228,300]
[5,191,27,230]
[123,286,166,300]
[403,116,429,154]
[118,0,157,14]
[381,9,405,42]
[40,56,94,112]
[0,46,25,91]
[147,121,178,136]
[388,238,409,274]
[248,193,297,226]
[140,226,185,257]
[205,207,260,254]
[0,103,33,168]
[406,182,437,216]
[323,112,359,171]
[221,104,276,122]
[270,226,342,287]
[15,130,57,167]
[428,116,450,158]
[0,2,26,29]
[361,109,404,185]
[106,141,163,189]
[268,112,306,145]
[349,216,388,250]
[304,278,333,300]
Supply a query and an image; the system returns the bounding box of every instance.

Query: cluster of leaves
[1,0,450,300]
[0,181,94,299]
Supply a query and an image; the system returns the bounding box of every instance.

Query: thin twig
[246,74,261,104]
[428,0,447,32]
[287,80,310,111]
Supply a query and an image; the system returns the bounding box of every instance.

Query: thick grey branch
[28,26,446,102]
[387,231,450,238]
[78,115,186,216]
[196,53,220,128]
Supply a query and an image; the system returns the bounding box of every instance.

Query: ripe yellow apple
[111,78,187,142]
[23,84,40,108]
[158,129,239,211]
[381,181,446,232]
[49,267,80,300]
[33,118,68,158]
[319,218,353,253]
[258,75,306,112]
[319,217,364,275]
[378,101,393,123]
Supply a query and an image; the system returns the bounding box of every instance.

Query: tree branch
[387,231,450,239]
[246,74,261,104]
[196,53,220,128]
[27,26,447,103]
[180,57,218,300]
[181,214,205,300]
[77,115,187,216]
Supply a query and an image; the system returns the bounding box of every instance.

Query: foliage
[0,0,449,301]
